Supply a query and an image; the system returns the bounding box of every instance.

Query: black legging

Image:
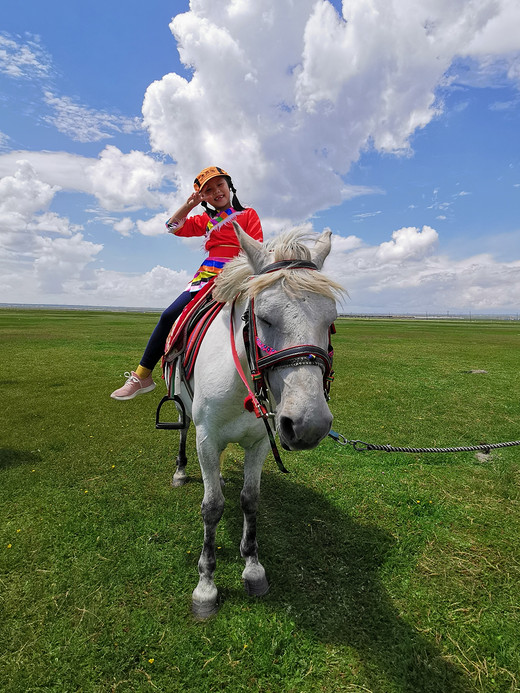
[140,291,193,370]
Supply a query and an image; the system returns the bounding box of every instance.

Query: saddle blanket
[162,280,225,387]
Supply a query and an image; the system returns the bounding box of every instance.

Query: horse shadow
[0,448,42,471]
[218,464,472,693]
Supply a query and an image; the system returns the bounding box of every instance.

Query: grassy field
[1,308,519,692]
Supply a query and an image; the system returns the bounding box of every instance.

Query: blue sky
[1,0,519,314]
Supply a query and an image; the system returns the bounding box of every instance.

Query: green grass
[1,309,519,692]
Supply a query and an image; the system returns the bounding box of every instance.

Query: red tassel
[243,394,256,412]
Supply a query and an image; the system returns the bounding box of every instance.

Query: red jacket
[173,207,263,257]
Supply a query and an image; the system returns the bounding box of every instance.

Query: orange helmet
[193,166,230,192]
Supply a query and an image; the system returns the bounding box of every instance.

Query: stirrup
[155,395,187,430]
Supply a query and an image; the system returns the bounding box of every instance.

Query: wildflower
[148,658,154,664]
[7,544,12,549]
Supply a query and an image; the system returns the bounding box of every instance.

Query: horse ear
[311,230,332,269]
[232,221,270,274]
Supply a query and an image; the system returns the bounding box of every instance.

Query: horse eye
[258,317,272,328]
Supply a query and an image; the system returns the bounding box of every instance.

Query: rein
[230,300,289,473]
[229,258,336,473]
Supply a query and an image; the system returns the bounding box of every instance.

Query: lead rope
[230,301,289,473]
[328,430,520,454]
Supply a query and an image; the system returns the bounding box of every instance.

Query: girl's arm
[166,191,203,233]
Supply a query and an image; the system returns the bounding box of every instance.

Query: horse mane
[213,228,345,303]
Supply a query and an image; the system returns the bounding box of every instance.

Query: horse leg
[171,417,191,487]
[192,439,225,619]
[241,441,270,597]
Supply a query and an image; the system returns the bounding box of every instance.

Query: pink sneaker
[110,371,156,400]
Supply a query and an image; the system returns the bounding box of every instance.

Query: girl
[111,166,263,400]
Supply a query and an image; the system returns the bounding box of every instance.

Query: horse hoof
[243,576,270,597]
[192,599,219,620]
[171,476,187,487]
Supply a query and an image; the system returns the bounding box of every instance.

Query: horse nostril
[279,415,296,444]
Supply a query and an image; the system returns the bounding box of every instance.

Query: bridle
[230,259,335,472]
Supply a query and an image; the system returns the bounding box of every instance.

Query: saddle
[162,280,225,396]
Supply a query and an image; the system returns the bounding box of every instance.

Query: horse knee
[201,497,224,524]
[240,488,259,515]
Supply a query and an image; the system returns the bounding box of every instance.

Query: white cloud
[0,147,176,215]
[0,131,10,150]
[376,225,438,262]
[43,92,142,143]
[0,33,51,79]
[61,265,190,308]
[1,33,143,145]
[142,0,381,219]
[449,0,520,91]
[27,212,82,236]
[113,217,135,237]
[0,160,59,235]
[0,160,102,298]
[0,150,94,191]
[34,233,103,294]
[135,212,170,237]
[142,0,517,221]
[353,211,382,221]
[86,145,173,212]
[331,233,364,252]
[464,0,520,56]
[323,227,520,314]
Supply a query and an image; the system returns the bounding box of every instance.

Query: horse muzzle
[277,409,333,451]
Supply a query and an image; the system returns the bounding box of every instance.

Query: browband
[257,260,318,275]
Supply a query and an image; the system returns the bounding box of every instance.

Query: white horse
[166,225,343,618]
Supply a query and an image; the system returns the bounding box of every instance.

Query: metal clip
[351,440,370,451]
[328,430,349,446]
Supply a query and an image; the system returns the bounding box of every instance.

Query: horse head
[227,223,343,451]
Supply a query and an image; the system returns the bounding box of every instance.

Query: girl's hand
[187,191,203,207]
[166,190,203,232]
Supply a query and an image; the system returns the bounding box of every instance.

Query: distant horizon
[1,303,518,320]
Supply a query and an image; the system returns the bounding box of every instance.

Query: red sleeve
[242,208,263,242]
[172,212,209,238]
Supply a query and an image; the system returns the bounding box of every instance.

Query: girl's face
[200,176,231,211]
